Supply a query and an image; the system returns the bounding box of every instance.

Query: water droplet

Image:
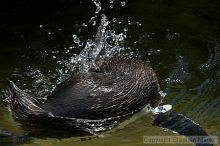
[121,1,126,6]
[92,21,96,26]
[79,42,84,47]
[159,91,167,98]
[109,0,115,4]
[124,27,128,32]
[89,16,97,22]
[136,22,142,26]
[73,35,77,39]
[112,18,116,22]
[110,4,114,9]
[92,0,102,14]
[82,23,88,27]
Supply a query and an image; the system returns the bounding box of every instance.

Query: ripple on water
[165,41,220,134]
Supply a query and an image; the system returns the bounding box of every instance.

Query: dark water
[0,0,220,146]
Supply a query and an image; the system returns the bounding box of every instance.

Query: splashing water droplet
[110,4,114,9]
[121,1,126,6]
[109,0,115,4]
[71,14,127,72]
[82,23,88,27]
[72,34,77,39]
[124,27,128,33]
[14,4,128,103]
[92,21,97,26]
[73,34,84,47]
[112,18,117,22]
[89,16,97,22]
[92,0,102,14]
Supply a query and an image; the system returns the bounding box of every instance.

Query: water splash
[78,14,109,71]
[67,14,126,72]
[26,13,127,94]
[120,1,126,7]
[91,0,102,14]
[109,0,115,4]
[11,67,52,100]
[6,0,130,134]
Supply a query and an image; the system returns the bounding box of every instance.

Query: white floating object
[151,104,172,114]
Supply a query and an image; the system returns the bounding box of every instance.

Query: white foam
[151,104,172,114]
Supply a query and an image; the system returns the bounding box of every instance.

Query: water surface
[0,0,220,145]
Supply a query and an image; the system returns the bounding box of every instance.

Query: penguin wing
[151,110,214,146]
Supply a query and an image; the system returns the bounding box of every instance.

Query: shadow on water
[0,0,220,146]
